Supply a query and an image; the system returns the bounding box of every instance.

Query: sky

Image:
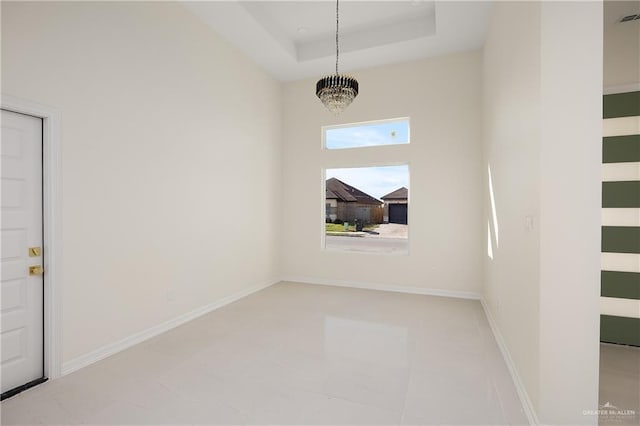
[324,120,410,199]
[325,119,409,150]
[326,165,409,200]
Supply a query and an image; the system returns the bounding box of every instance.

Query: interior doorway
[1,109,46,399]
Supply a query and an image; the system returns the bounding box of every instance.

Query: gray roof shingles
[381,187,408,200]
[325,178,382,205]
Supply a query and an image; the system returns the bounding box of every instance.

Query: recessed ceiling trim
[240,1,297,58]
[297,14,436,62]
[181,1,493,82]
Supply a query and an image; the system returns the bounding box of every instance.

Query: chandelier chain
[315,0,358,115]
[335,0,339,75]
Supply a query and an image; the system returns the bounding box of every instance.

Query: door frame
[1,94,63,380]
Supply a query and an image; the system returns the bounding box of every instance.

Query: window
[323,118,410,254]
[324,165,409,254]
[324,118,409,150]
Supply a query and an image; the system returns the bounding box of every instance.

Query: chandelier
[316,0,359,115]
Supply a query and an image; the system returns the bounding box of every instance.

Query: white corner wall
[483,1,602,424]
[281,51,484,296]
[538,2,602,423]
[1,2,282,365]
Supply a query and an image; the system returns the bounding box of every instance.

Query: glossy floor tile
[599,343,640,426]
[1,282,528,425]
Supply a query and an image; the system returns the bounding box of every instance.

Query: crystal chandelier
[316,0,359,115]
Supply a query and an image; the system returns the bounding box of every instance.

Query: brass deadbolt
[29,265,44,276]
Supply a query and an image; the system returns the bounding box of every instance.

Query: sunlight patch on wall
[488,164,499,248]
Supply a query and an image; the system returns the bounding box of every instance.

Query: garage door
[389,204,407,224]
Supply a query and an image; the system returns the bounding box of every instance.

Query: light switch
[525,216,534,231]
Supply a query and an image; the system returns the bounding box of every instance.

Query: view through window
[324,118,410,150]
[325,165,409,254]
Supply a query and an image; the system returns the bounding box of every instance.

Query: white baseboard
[61,279,278,376]
[480,298,539,426]
[283,276,481,300]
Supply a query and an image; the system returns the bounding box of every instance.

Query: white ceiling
[182,1,493,81]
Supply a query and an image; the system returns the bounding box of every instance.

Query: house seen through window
[324,165,409,254]
[323,119,410,254]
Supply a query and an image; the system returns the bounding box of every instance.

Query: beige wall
[282,51,483,295]
[483,1,602,424]
[1,4,605,421]
[1,1,282,364]
[482,0,542,412]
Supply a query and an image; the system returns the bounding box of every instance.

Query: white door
[1,109,44,395]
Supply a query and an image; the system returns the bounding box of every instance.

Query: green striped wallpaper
[603,91,640,118]
[601,91,640,346]
[603,135,640,163]
[601,315,640,346]
[602,226,640,253]
[601,271,640,300]
[602,181,640,208]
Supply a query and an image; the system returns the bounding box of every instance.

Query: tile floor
[1,282,528,425]
[599,343,640,426]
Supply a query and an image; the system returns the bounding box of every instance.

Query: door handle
[29,265,44,276]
